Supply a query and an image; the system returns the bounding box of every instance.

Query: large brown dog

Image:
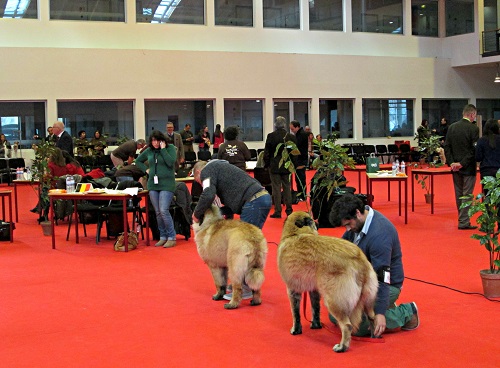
[278,211,378,352]
[193,205,268,309]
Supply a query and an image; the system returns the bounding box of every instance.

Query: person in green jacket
[135,130,177,248]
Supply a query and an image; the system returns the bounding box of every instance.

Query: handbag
[114,231,139,252]
[366,153,380,173]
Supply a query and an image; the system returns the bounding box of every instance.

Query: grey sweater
[193,160,263,219]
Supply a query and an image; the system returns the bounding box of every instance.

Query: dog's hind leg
[309,290,322,330]
[224,283,242,309]
[323,295,353,352]
[288,289,303,335]
[209,267,228,301]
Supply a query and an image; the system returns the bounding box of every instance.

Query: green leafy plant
[275,133,355,213]
[30,139,57,221]
[414,173,430,195]
[461,172,500,274]
[415,133,442,162]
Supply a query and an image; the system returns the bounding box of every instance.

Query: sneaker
[402,302,420,331]
[163,240,176,248]
[270,213,282,219]
[223,285,253,300]
[155,240,167,247]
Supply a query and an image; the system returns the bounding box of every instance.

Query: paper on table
[122,187,139,196]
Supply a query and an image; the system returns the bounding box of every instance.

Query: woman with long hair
[135,130,177,248]
[476,118,500,184]
[0,133,11,158]
[195,125,211,152]
[212,124,224,154]
[90,130,107,157]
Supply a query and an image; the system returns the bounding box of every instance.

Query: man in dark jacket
[444,104,479,230]
[264,116,296,218]
[51,121,74,157]
[290,120,309,201]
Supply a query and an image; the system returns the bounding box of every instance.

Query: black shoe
[285,209,293,217]
[458,224,477,230]
[270,213,282,219]
[30,207,39,214]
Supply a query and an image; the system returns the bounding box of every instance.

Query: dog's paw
[333,344,348,353]
[290,326,302,335]
[224,302,239,309]
[310,320,322,329]
[250,300,262,306]
[212,293,225,301]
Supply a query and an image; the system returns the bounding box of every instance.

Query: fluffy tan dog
[193,205,268,309]
[278,211,378,352]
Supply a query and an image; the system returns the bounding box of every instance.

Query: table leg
[73,199,79,244]
[145,195,150,246]
[123,198,128,252]
[411,172,415,212]
[404,179,408,224]
[1,196,5,221]
[50,197,56,250]
[8,192,13,242]
[14,183,18,222]
[388,181,391,201]
[430,174,435,215]
[398,181,402,216]
[358,171,362,193]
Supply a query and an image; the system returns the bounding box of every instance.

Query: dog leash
[301,292,385,344]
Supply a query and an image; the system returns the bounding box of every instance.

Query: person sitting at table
[90,130,107,157]
[0,133,11,158]
[62,150,85,176]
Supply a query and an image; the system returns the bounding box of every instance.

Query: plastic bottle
[395,159,400,174]
[26,167,31,180]
[66,175,75,193]
[16,167,22,180]
[391,161,397,176]
[400,160,406,175]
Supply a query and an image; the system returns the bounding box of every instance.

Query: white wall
[1,0,500,149]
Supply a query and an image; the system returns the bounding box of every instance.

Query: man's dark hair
[224,126,239,141]
[329,194,365,227]
[290,120,301,129]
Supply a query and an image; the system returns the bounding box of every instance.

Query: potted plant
[461,171,500,297]
[276,133,355,221]
[30,139,56,230]
[414,173,432,204]
[414,133,442,164]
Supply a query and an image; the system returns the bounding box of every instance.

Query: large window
[445,0,474,36]
[422,99,468,131]
[0,101,46,148]
[352,0,403,34]
[412,0,438,37]
[136,0,205,24]
[224,100,263,141]
[309,0,343,31]
[263,0,299,29]
[215,0,253,27]
[319,99,353,139]
[273,100,310,128]
[484,0,498,31]
[57,100,134,145]
[1,0,37,18]
[476,99,500,128]
[50,0,125,22]
[362,99,414,138]
[144,100,214,138]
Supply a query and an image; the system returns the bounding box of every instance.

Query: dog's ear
[295,216,315,229]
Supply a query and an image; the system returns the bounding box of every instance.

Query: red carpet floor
[0,169,498,367]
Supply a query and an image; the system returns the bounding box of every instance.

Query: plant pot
[480,270,500,298]
[40,221,52,236]
[424,193,434,204]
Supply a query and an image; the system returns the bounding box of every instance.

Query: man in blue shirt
[329,194,419,337]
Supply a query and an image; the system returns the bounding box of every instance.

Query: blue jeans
[149,190,176,240]
[240,193,272,229]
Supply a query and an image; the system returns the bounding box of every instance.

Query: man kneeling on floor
[329,194,419,337]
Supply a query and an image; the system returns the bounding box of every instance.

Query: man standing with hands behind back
[444,104,479,230]
[165,121,185,170]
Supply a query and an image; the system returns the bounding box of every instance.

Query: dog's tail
[245,238,268,291]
